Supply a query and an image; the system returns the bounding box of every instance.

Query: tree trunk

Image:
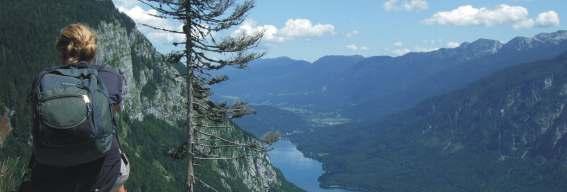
[185,0,194,192]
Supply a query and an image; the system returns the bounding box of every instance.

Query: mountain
[213,56,311,105]
[214,55,366,110]
[0,0,302,191]
[217,31,567,191]
[214,31,567,124]
[216,31,567,151]
[293,52,567,191]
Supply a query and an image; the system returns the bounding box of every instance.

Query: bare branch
[140,23,185,34]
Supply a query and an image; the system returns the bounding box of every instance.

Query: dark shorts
[31,139,121,192]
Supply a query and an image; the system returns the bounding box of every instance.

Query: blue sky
[113,0,566,62]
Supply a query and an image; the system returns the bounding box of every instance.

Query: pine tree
[136,0,267,191]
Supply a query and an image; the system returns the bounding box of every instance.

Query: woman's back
[30,23,127,192]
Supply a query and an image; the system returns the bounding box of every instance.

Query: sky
[112,0,567,62]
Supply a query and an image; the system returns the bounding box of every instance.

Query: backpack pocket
[38,87,94,146]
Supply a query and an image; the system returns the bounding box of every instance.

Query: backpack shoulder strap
[28,66,61,118]
[87,64,126,151]
[31,66,60,90]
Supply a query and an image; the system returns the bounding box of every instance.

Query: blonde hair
[56,23,97,65]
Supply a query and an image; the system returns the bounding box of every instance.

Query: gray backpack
[32,65,115,167]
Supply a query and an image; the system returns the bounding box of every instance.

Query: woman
[30,23,129,192]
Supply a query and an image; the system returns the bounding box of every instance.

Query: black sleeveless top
[31,63,123,192]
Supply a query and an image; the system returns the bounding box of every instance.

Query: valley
[222,31,567,191]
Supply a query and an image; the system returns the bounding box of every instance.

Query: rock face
[95,20,185,124]
[407,53,567,167]
[194,121,283,192]
[95,19,286,191]
[0,0,301,191]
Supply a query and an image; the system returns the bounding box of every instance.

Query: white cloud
[346,44,369,51]
[114,0,337,47]
[118,6,166,27]
[424,4,560,29]
[391,46,442,56]
[389,41,456,56]
[413,46,439,52]
[404,0,428,11]
[385,0,428,11]
[392,48,411,56]
[535,11,560,27]
[346,44,358,50]
[233,19,335,43]
[446,41,461,48]
[388,40,469,56]
[384,0,399,11]
[146,24,186,43]
[233,20,284,42]
[391,41,412,56]
[346,30,360,38]
[116,4,185,43]
[424,4,528,26]
[280,19,335,38]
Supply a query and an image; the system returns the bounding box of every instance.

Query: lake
[268,140,350,192]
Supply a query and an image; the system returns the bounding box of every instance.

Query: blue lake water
[268,140,350,192]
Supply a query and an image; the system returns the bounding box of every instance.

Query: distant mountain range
[219,30,567,192]
[293,51,567,192]
[215,30,567,123]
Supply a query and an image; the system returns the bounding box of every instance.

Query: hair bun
[56,23,97,64]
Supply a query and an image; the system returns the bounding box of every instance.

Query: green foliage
[115,113,186,191]
[272,168,306,192]
[0,157,26,192]
[129,47,156,83]
[141,82,159,99]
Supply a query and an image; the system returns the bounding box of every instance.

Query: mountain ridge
[254,30,567,65]
[215,30,567,126]
[220,30,567,192]
[293,51,567,192]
